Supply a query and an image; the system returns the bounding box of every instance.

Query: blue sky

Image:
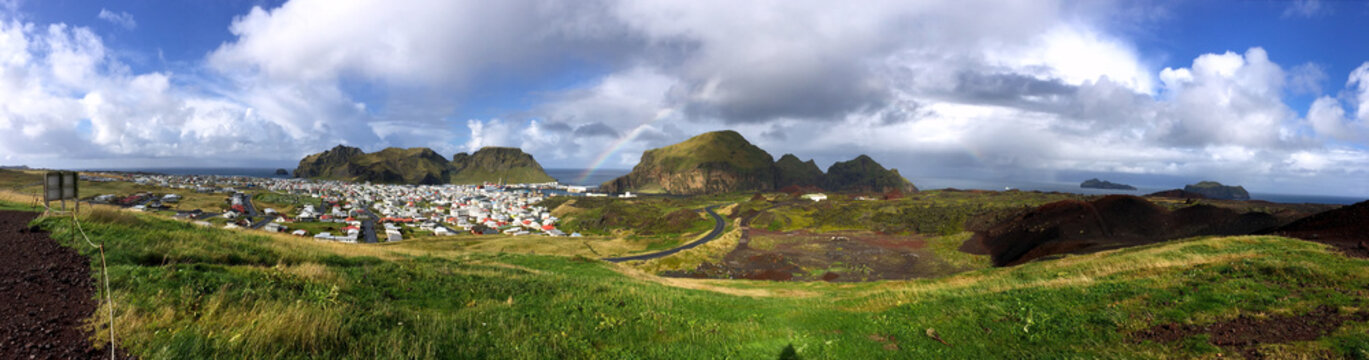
[1,0,1368,197]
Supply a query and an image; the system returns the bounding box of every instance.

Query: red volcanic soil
[969,195,1284,266]
[1267,200,1369,258]
[0,210,129,359]
[1134,305,1369,359]
[664,230,950,282]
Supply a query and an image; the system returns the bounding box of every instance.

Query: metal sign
[43,171,79,212]
[61,172,78,200]
[45,172,62,201]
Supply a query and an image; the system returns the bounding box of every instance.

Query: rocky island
[294,145,553,185]
[1080,178,1136,190]
[274,168,289,176]
[1183,181,1250,200]
[601,130,917,195]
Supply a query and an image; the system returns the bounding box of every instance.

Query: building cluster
[116,173,589,243]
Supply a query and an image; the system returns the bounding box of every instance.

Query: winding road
[603,205,726,263]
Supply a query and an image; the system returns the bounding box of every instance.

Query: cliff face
[449,147,555,185]
[294,145,552,185]
[774,154,824,188]
[293,145,365,179]
[1184,181,1250,200]
[603,131,917,195]
[602,131,776,195]
[823,155,918,193]
[1081,178,1137,190]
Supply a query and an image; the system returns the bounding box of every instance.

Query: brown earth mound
[1133,305,1369,359]
[0,210,130,359]
[663,230,952,282]
[970,195,1284,266]
[1147,189,1209,199]
[1266,199,1369,258]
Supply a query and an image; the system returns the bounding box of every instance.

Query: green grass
[758,190,1089,235]
[27,202,1369,359]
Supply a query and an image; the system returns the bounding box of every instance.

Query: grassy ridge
[27,205,1369,358]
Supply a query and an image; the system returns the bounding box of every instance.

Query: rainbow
[573,108,675,184]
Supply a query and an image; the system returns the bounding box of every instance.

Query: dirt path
[603,205,726,263]
[0,210,128,359]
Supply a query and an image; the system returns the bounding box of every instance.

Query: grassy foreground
[23,204,1369,358]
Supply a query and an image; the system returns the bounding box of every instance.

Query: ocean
[79,168,1364,205]
[914,177,1367,205]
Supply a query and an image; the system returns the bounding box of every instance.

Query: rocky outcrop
[602,130,918,195]
[967,195,1282,266]
[449,147,555,184]
[823,155,919,193]
[274,168,289,176]
[1184,181,1250,200]
[774,154,824,188]
[293,145,365,179]
[1080,178,1136,190]
[602,131,777,195]
[294,145,552,185]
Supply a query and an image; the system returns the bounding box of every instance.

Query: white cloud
[96,9,136,30]
[1282,0,1326,18]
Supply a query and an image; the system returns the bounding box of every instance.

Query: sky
[1,0,1368,197]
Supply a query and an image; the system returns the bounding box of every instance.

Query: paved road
[359,206,379,243]
[251,215,278,230]
[603,205,726,263]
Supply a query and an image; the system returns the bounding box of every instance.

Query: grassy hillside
[449,167,554,185]
[22,200,1369,359]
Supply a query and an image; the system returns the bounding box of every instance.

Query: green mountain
[1080,178,1137,190]
[602,130,777,195]
[603,130,917,195]
[449,147,555,185]
[774,154,824,188]
[294,145,553,185]
[1183,181,1250,200]
[823,155,919,193]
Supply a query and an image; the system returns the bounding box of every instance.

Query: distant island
[1080,178,1136,190]
[274,168,289,176]
[1184,181,1250,200]
[294,145,554,185]
[601,130,916,195]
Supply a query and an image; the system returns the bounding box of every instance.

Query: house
[224,223,241,230]
[385,229,402,242]
[162,194,182,203]
[291,229,308,236]
[801,193,828,202]
[263,223,284,233]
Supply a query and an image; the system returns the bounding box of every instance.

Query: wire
[69,211,117,360]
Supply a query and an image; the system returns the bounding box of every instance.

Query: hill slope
[602,130,777,194]
[294,145,553,185]
[603,131,917,194]
[1184,181,1250,200]
[449,147,555,184]
[823,155,919,193]
[25,201,1369,359]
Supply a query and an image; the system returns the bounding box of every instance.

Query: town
[84,173,632,243]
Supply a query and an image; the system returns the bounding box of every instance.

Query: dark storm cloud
[675,63,891,123]
[949,71,1077,110]
[572,122,619,137]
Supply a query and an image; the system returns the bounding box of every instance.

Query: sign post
[43,171,79,213]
